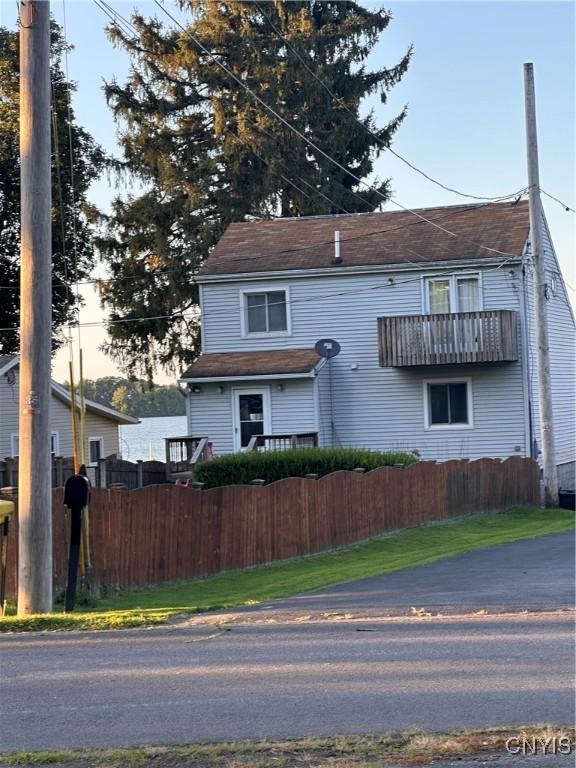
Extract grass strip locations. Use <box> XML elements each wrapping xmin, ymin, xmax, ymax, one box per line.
<box><xmin>1</xmin><ymin>506</ymin><xmax>573</xmax><ymax>633</ymax></box>
<box><xmin>0</xmin><ymin>725</ymin><xmax>574</xmax><ymax>767</ymax></box>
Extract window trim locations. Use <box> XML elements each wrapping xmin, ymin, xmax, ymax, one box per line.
<box><xmin>422</xmin><ymin>272</ymin><xmax>483</xmax><ymax>314</ymax></box>
<box><xmin>88</xmin><ymin>436</ymin><xmax>104</xmax><ymax>467</ymax></box>
<box><xmin>240</xmin><ymin>285</ymin><xmax>292</xmax><ymax>338</ymax></box>
<box><xmin>423</xmin><ymin>377</ymin><xmax>474</xmax><ymax>430</ymax></box>
<box><xmin>11</xmin><ymin>431</ymin><xmax>60</xmax><ymax>457</ymax></box>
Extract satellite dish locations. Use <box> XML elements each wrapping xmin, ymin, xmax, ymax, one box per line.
<box><xmin>315</xmin><ymin>338</ymin><xmax>341</xmax><ymax>359</ymax></box>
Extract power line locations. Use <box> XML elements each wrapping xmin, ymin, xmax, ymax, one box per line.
<box><xmin>0</xmin><ymin>198</ymin><xmax>528</xmax><ymax>293</ymax></box>
<box><xmin>539</xmin><ymin>188</ymin><xmax>575</xmax><ymax>214</ymax></box>
<box><xmin>152</xmin><ymin>0</ymin><xmax>527</xmax><ymax>261</ymax></box>
<box><xmin>253</xmin><ymin>0</ymin><xmax>523</xmax><ymax>204</ymax></box>
<box><xmin>94</xmin><ymin>0</ymin><xmax>573</xmax><ymax>221</ymax></box>
<box><xmin>0</xmin><ymin>254</ymin><xmax>517</xmax><ymax>334</ymax></box>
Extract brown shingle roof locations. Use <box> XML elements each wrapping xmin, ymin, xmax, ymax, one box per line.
<box><xmin>181</xmin><ymin>349</ymin><xmax>322</xmax><ymax>380</ymax></box>
<box><xmin>199</xmin><ymin>201</ymin><xmax>530</xmax><ymax>277</ymax></box>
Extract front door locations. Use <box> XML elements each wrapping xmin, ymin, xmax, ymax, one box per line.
<box><xmin>232</xmin><ymin>388</ymin><xmax>271</xmax><ymax>452</ymax></box>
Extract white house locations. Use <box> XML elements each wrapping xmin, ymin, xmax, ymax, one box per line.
<box><xmin>0</xmin><ymin>355</ymin><xmax>138</xmax><ymax>464</ymax></box>
<box><xmin>178</xmin><ymin>201</ymin><xmax>575</xmax><ymax>476</ymax></box>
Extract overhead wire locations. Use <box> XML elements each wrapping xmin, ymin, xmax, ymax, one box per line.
<box><xmin>539</xmin><ymin>188</ymin><xmax>575</xmax><ymax>214</ymax></box>
<box><xmin>0</xmin><ymin>195</ymin><xmax>530</xmax><ymax>293</ymax></box>
<box><xmin>152</xmin><ymin>0</ymin><xmax>529</xmax><ymax>261</ymax></box>
<box><xmin>253</xmin><ymin>0</ymin><xmax>521</xmax><ymax>204</ymax></box>
<box><xmin>0</xmin><ymin>254</ymin><xmax>520</xmax><ymax>334</ymax></box>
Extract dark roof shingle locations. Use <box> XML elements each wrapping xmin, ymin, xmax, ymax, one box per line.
<box><xmin>199</xmin><ymin>201</ymin><xmax>530</xmax><ymax>277</ymax></box>
<box><xmin>182</xmin><ymin>349</ymin><xmax>321</xmax><ymax>380</ymax></box>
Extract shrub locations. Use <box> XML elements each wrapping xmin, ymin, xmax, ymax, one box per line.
<box><xmin>195</xmin><ymin>447</ymin><xmax>418</xmax><ymax>489</ymax></box>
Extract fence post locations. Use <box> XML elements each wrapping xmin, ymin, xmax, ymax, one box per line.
<box><xmin>137</xmin><ymin>460</ymin><xmax>144</xmax><ymax>488</ymax></box>
<box><xmin>97</xmin><ymin>458</ymin><xmax>107</xmax><ymax>488</ymax></box>
<box><xmin>55</xmin><ymin>457</ymin><xmax>64</xmax><ymax>487</ymax></box>
<box><xmin>5</xmin><ymin>458</ymin><xmax>14</xmax><ymax>487</ymax></box>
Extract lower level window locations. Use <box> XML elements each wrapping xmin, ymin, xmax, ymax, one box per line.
<box><xmin>11</xmin><ymin>432</ymin><xmax>59</xmax><ymax>456</ymax></box>
<box><xmin>89</xmin><ymin>437</ymin><xmax>103</xmax><ymax>465</ymax></box>
<box><xmin>426</xmin><ymin>381</ymin><xmax>470</xmax><ymax>427</ymax></box>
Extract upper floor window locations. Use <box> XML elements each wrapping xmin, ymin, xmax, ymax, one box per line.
<box><xmin>244</xmin><ymin>290</ymin><xmax>288</xmax><ymax>335</ymax></box>
<box><xmin>425</xmin><ymin>274</ymin><xmax>481</xmax><ymax>314</ymax></box>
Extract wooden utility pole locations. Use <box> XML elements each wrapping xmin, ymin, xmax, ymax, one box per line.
<box><xmin>523</xmin><ymin>62</ymin><xmax>558</xmax><ymax>508</ymax></box>
<box><xmin>18</xmin><ymin>0</ymin><xmax>53</xmax><ymax>614</ymax></box>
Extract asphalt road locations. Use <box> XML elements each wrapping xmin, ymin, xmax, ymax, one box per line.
<box><xmin>0</xmin><ymin>614</ymin><xmax>574</xmax><ymax>752</ymax></box>
<box><xmin>0</xmin><ymin>532</ymin><xmax>574</xmax><ymax>753</ymax></box>
<box><xmin>213</xmin><ymin>531</ymin><xmax>575</xmax><ymax>621</ymax></box>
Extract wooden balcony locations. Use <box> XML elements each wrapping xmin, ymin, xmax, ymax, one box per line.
<box><xmin>246</xmin><ymin>432</ymin><xmax>319</xmax><ymax>452</ymax></box>
<box><xmin>378</xmin><ymin>310</ymin><xmax>518</xmax><ymax>367</ymax></box>
<box><xmin>164</xmin><ymin>436</ymin><xmax>211</xmax><ymax>479</ymax></box>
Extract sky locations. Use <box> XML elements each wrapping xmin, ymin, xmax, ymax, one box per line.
<box><xmin>1</xmin><ymin>0</ymin><xmax>574</xmax><ymax>385</ymax></box>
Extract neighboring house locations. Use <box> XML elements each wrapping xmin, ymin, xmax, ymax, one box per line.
<box><xmin>179</xmin><ymin>201</ymin><xmax>575</xmax><ymax>474</ymax></box>
<box><xmin>0</xmin><ymin>355</ymin><xmax>138</xmax><ymax>464</ymax></box>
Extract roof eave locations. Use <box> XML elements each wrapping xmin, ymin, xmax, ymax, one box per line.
<box><xmin>196</xmin><ymin>253</ymin><xmax>525</xmax><ymax>284</ymax></box>
<box><xmin>179</xmin><ymin>369</ymin><xmax>321</xmax><ymax>385</ymax></box>
<box><xmin>50</xmin><ymin>381</ymin><xmax>140</xmax><ymax>425</ymax></box>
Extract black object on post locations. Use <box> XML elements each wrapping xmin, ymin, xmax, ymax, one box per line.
<box><xmin>64</xmin><ymin>473</ymin><xmax>90</xmax><ymax>612</ymax></box>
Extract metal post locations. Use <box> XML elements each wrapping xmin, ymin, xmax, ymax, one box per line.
<box><xmin>523</xmin><ymin>62</ymin><xmax>558</xmax><ymax>507</ymax></box>
<box><xmin>18</xmin><ymin>0</ymin><xmax>53</xmax><ymax>614</ymax></box>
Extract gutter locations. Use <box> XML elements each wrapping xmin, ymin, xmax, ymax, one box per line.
<box><xmin>195</xmin><ymin>257</ymin><xmax>522</xmax><ymax>285</ymax></box>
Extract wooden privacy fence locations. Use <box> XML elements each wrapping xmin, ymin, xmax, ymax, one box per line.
<box><xmin>2</xmin><ymin>457</ymin><xmax>539</xmax><ymax>601</ymax></box>
<box><xmin>0</xmin><ymin>456</ymin><xmax>169</xmax><ymax>490</ymax></box>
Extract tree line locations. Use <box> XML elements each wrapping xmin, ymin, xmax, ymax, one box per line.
<box><xmin>81</xmin><ymin>377</ymin><xmax>185</xmax><ymax>418</ymax></box>
<box><xmin>0</xmin><ymin>2</ymin><xmax>411</xmax><ymax>377</ymax></box>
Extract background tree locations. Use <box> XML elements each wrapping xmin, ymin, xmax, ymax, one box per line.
<box><xmin>99</xmin><ymin>0</ymin><xmax>411</xmax><ymax>376</ymax></box>
<box><xmin>80</xmin><ymin>377</ymin><xmax>186</xmax><ymax>417</ymax></box>
<box><xmin>0</xmin><ymin>22</ymin><xmax>105</xmax><ymax>355</ymax></box>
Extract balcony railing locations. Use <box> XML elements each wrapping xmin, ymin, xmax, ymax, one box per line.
<box><xmin>378</xmin><ymin>310</ymin><xmax>518</xmax><ymax>367</ymax></box>
<box><xmin>246</xmin><ymin>432</ymin><xmax>319</xmax><ymax>452</ymax></box>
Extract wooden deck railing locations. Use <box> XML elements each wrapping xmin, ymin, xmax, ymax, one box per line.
<box><xmin>378</xmin><ymin>310</ymin><xmax>518</xmax><ymax>367</ymax></box>
<box><xmin>246</xmin><ymin>432</ymin><xmax>319</xmax><ymax>452</ymax></box>
<box><xmin>164</xmin><ymin>436</ymin><xmax>211</xmax><ymax>479</ymax></box>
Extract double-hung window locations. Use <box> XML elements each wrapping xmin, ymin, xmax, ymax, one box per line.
<box><xmin>11</xmin><ymin>432</ymin><xmax>60</xmax><ymax>457</ymax></box>
<box><xmin>425</xmin><ymin>274</ymin><xmax>481</xmax><ymax>314</ymax></box>
<box><xmin>244</xmin><ymin>290</ymin><xmax>288</xmax><ymax>335</ymax></box>
<box><xmin>424</xmin><ymin>379</ymin><xmax>473</xmax><ymax>429</ymax></box>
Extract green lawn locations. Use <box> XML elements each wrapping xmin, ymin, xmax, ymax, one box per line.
<box><xmin>1</xmin><ymin>506</ymin><xmax>573</xmax><ymax>633</ymax></box>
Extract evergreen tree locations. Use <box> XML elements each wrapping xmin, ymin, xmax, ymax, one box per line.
<box><xmin>0</xmin><ymin>23</ymin><xmax>105</xmax><ymax>354</ymax></box>
<box><xmin>99</xmin><ymin>1</ymin><xmax>411</xmax><ymax>376</ymax></box>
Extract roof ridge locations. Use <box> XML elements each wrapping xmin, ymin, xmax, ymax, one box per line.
<box><xmin>226</xmin><ymin>200</ymin><xmax>526</xmax><ymax>227</ymax></box>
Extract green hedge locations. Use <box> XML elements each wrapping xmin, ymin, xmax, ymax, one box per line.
<box><xmin>194</xmin><ymin>447</ymin><xmax>418</xmax><ymax>489</ymax></box>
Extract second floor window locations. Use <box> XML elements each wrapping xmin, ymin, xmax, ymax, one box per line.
<box><xmin>426</xmin><ymin>275</ymin><xmax>480</xmax><ymax>314</ymax></box>
<box><xmin>245</xmin><ymin>291</ymin><xmax>288</xmax><ymax>334</ymax></box>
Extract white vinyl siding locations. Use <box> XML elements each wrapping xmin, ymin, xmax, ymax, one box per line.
<box><xmin>187</xmin><ymin>379</ymin><xmax>317</xmax><ymax>456</ymax></box>
<box><xmin>524</xmin><ymin>218</ymin><xmax>576</xmax><ymax>467</ymax></box>
<box><xmin>0</xmin><ymin>366</ymin><xmax>122</xmax><ymax>461</ymax></box>
<box><xmin>199</xmin><ymin>263</ymin><xmax>528</xmax><ymax>460</ymax></box>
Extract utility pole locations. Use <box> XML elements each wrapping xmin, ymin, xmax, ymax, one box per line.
<box><xmin>523</xmin><ymin>62</ymin><xmax>558</xmax><ymax>508</ymax></box>
<box><xmin>18</xmin><ymin>0</ymin><xmax>53</xmax><ymax>614</ymax></box>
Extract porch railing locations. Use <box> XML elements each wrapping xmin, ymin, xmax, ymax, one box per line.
<box><xmin>164</xmin><ymin>436</ymin><xmax>211</xmax><ymax>479</ymax></box>
<box><xmin>246</xmin><ymin>432</ymin><xmax>319</xmax><ymax>452</ymax></box>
